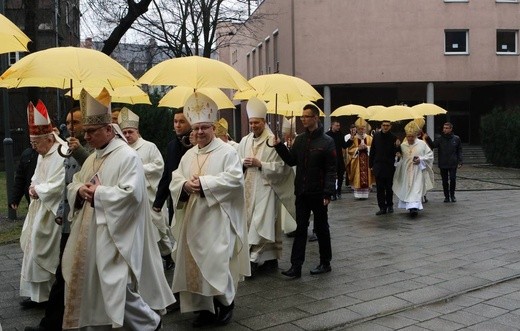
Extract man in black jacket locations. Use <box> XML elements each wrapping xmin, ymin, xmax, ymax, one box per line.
<box><xmin>273</xmin><ymin>104</ymin><xmax>336</xmax><ymax>278</ymax></box>
<box><xmin>153</xmin><ymin>109</ymin><xmax>192</xmax><ymax>269</ymax></box>
<box><xmin>424</xmin><ymin>122</ymin><xmax>463</xmax><ymax>202</ymax></box>
<box><xmin>9</xmin><ymin>147</ymin><xmax>38</xmax><ymax>210</ymax></box>
<box><xmin>326</xmin><ymin>120</ymin><xmax>352</xmax><ymax>200</ymax></box>
<box><xmin>369</xmin><ymin>121</ymin><xmax>400</xmax><ymax>215</ymax></box>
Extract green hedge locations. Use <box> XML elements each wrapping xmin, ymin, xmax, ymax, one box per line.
<box><xmin>481</xmin><ymin>108</ymin><xmax>520</xmax><ymax>168</ymax></box>
<box><xmin>115</xmin><ymin>91</ymin><xmax>175</xmax><ymax>159</ymax></box>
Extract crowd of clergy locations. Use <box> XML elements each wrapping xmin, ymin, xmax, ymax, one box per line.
<box><xmin>16</xmin><ymin>86</ymin><xmax>439</xmax><ymax>330</ymax></box>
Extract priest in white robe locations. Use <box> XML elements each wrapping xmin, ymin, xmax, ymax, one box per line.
<box><xmin>61</xmin><ymin>89</ymin><xmax>174</xmax><ymax>330</ymax></box>
<box><xmin>238</xmin><ymin>97</ymin><xmax>295</xmax><ymax>272</ymax></box>
<box><xmin>393</xmin><ymin>120</ymin><xmax>434</xmax><ymax>217</ymax></box>
<box><xmin>19</xmin><ymin>100</ymin><xmax>65</xmax><ymax>305</ymax></box>
<box><xmin>170</xmin><ymin>92</ymin><xmax>249</xmax><ymax>328</ymax></box>
<box><xmin>118</xmin><ymin>107</ymin><xmax>174</xmax><ymax>266</ymax></box>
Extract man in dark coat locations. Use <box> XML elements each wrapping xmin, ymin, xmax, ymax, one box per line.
<box><xmin>326</xmin><ymin>120</ymin><xmax>352</xmax><ymax>200</ymax></box>
<box><xmin>369</xmin><ymin>121</ymin><xmax>400</xmax><ymax>215</ymax></box>
<box><xmin>9</xmin><ymin>147</ymin><xmax>38</xmax><ymax>210</ymax></box>
<box><xmin>153</xmin><ymin>109</ymin><xmax>192</xmax><ymax>270</ymax></box>
<box><xmin>273</xmin><ymin>104</ymin><xmax>336</xmax><ymax>278</ymax></box>
<box><xmin>424</xmin><ymin>122</ymin><xmax>463</xmax><ymax>202</ymax></box>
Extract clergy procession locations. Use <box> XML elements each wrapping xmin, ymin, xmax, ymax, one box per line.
<box><xmin>1</xmin><ymin>43</ymin><xmax>457</xmax><ymax>330</ymax></box>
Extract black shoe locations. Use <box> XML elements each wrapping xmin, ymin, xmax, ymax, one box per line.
<box><xmin>162</xmin><ymin>255</ymin><xmax>175</xmax><ymax>271</ymax></box>
<box><xmin>216</xmin><ymin>301</ymin><xmax>234</xmax><ymax>325</ymax></box>
<box><xmin>250</xmin><ymin>261</ymin><xmax>258</xmax><ymax>274</ymax></box>
<box><xmin>337</xmin><ymin>193</ymin><xmax>342</xmax><ymax>199</ymax></box>
<box><xmin>330</xmin><ymin>195</ymin><xmax>337</xmax><ymax>201</ymax></box>
<box><xmin>192</xmin><ymin>310</ymin><xmax>217</xmax><ymax>328</ymax></box>
<box><xmin>24</xmin><ymin>326</ymin><xmax>46</xmax><ymax>331</ymax></box>
<box><xmin>262</xmin><ymin>259</ymin><xmax>278</xmax><ymax>270</ymax></box>
<box><xmin>286</xmin><ymin>230</ymin><xmax>296</xmax><ymax>238</ymax></box>
<box><xmin>387</xmin><ymin>207</ymin><xmax>394</xmax><ymax>213</ymax></box>
<box><xmin>281</xmin><ymin>266</ymin><xmax>301</xmax><ymax>278</ymax></box>
<box><xmin>20</xmin><ymin>298</ymin><xmax>45</xmax><ymax>309</ymax></box>
<box><xmin>308</xmin><ymin>233</ymin><xmax>318</xmax><ymax>242</ymax></box>
<box><xmin>423</xmin><ymin>195</ymin><xmax>428</xmax><ymax>203</ymax></box>
<box><xmin>376</xmin><ymin>209</ymin><xmax>387</xmax><ymax>216</ymax></box>
<box><xmin>444</xmin><ymin>197</ymin><xmax>450</xmax><ymax>203</ymax></box>
<box><xmin>451</xmin><ymin>196</ymin><xmax>457</xmax><ymax>202</ymax></box>
<box><xmin>310</xmin><ymin>264</ymin><xmax>332</xmax><ymax>275</ymax></box>
<box><xmin>409</xmin><ymin>208</ymin><xmax>418</xmax><ymax>217</ymax></box>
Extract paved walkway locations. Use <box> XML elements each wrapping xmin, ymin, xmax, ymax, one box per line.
<box><xmin>1</xmin><ymin>165</ymin><xmax>520</xmax><ymax>330</ymax></box>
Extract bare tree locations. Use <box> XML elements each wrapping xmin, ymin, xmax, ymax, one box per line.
<box><xmin>82</xmin><ymin>0</ymin><xmax>269</xmax><ymax>58</ymax></box>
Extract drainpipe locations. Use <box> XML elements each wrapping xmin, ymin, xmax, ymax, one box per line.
<box><xmin>323</xmin><ymin>86</ymin><xmax>331</xmax><ymax>130</ymax></box>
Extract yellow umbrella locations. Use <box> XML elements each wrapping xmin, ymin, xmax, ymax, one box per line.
<box><xmin>0</xmin><ymin>46</ymin><xmax>139</xmax><ymax>89</ymax></box>
<box><xmin>266</xmin><ymin>100</ymin><xmax>325</xmax><ymax>117</ymax></box>
<box><xmin>0</xmin><ymin>13</ymin><xmax>31</xmax><ymax>54</ymax></box>
<box><xmin>158</xmin><ymin>86</ymin><xmax>235</xmax><ymax>109</ymax></box>
<box><xmin>411</xmin><ymin>103</ymin><xmax>447</xmax><ymax>116</ymax></box>
<box><xmin>138</xmin><ymin>55</ymin><xmax>251</xmax><ymax>91</ymax></box>
<box><xmin>234</xmin><ymin>73</ymin><xmax>322</xmax><ymax>103</ymax></box>
<box><xmin>368</xmin><ymin>105</ymin><xmax>421</xmax><ymax>122</ymax></box>
<box><xmin>330</xmin><ymin>104</ymin><xmax>372</xmax><ymax>118</ymax></box>
<box><xmin>67</xmin><ymin>86</ymin><xmax>151</xmax><ymax>105</ymax></box>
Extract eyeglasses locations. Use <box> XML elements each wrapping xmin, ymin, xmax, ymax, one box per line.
<box><xmin>192</xmin><ymin>125</ymin><xmax>213</xmax><ymax>132</ymax></box>
<box><xmin>84</xmin><ymin>125</ymin><xmax>107</xmax><ymax>135</ymax></box>
<box><xmin>29</xmin><ymin>140</ymin><xmax>41</xmax><ymax>146</ymax></box>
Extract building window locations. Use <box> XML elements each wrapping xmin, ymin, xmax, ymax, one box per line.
<box><xmin>232</xmin><ymin>49</ymin><xmax>238</xmax><ymax>64</ymax></box>
<box><xmin>445</xmin><ymin>30</ymin><xmax>469</xmax><ymax>54</ymax></box>
<box><xmin>9</xmin><ymin>52</ymin><xmax>24</xmax><ymax>66</ymax></box>
<box><xmin>246</xmin><ymin>53</ymin><xmax>251</xmax><ymax>79</ymax></box>
<box><xmin>497</xmin><ymin>30</ymin><xmax>517</xmax><ymax>54</ymax></box>
<box><xmin>496</xmin><ymin>0</ymin><xmax>518</xmax><ymax>3</ymax></box>
<box><xmin>252</xmin><ymin>49</ymin><xmax>257</xmax><ymax>77</ymax></box>
<box><xmin>444</xmin><ymin>0</ymin><xmax>469</xmax><ymax>2</ymax></box>
<box><xmin>265</xmin><ymin>37</ymin><xmax>270</xmax><ymax>74</ymax></box>
<box><xmin>257</xmin><ymin>43</ymin><xmax>263</xmax><ymax>75</ymax></box>
<box><xmin>273</xmin><ymin>30</ymin><xmax>279</xmax><ymax>73</ymax></box>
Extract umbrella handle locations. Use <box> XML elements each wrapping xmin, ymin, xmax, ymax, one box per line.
<box><xmin>57</xmin><ymin>144</ymin><xmax>73</xmax><ymax>158</ymax></box>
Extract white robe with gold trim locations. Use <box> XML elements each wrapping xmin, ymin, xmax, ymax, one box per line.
<box><xmin>238</xmin><ymin>130</ymin><xmax>295</xmax><ymax>263</ymax></box>
<box><xmin>170</xmin><ymin>138</ymin><xmax>249</xmax><ymax>314</ymax></box>
<box><xmin>20</xmin><ymin>143</ymin><xmax>64</xmax><ymax>302</ymax></box>
<box><xmin>393</xmin><ymin>138</ymin><xmax>434</xmax><ymax>210</ymax></box>
<box><xmin>62</xmin><ymin>138</ymin><xmax>175</xmax><ymax>329</ymax></box>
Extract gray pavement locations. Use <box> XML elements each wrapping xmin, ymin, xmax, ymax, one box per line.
<box><xmin>1</xmin><ymin>164</ymin><xmax>520</xmax><ymax>330</ymax></box>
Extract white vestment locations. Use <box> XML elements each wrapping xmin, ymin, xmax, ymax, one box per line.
<box><xmin>20</xmin><ymin>143</ymin><xmax>64</xmax><ymax>302</ymax></box>
<box><xmin>393</xmin><ymin>138</ymin><xmax>434</xmax><ymax>210</ymax></box>
<box><xmin>238</xmin><ymin>130</ymin><xmax>295</xmax><ymax>264</ymax></box>
<box><xmin>62</xmin><ymin>138</ymin><xmax>175</xmax><ymax>329</ymax></box>
<box><xmin>131</xmin><ymin>137</ymin><xmax>172</xmax><ymax>255</ymax></box>
<box><xmin>170</xmin><ymin>138</ymin><xmax>249</xmax><ymax>314</ymax></box>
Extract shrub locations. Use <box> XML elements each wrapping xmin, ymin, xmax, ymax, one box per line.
<box><xmin>481</xmin><ymin>107</ymin><xmax>520</xmax><ymax>168</ymax></box>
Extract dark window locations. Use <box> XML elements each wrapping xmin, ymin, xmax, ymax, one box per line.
<box><xmin>497</xmin><ymin>30</ymin><xmax>517</xmax><ymax>53</ymax></box>
<box><xmin>445</xmin><ymin>30</ymin><xmax>468</xmax><ymax>54</ymax></box>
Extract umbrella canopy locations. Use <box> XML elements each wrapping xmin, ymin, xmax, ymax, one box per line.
<box><xmin>158</xmin><ymin>86</ymin><xmax>235</xmax><ymax>110</ymax></box>
<box><xmin>411</xmin><ymin>103</ymin><xmax>447</xmax><ymax>116</ymax></box>
<box><xmin>67</xmin><ymin>86</ymin><xmax>151</xmax><ymax>105</ymax></box>
<box><xmin>0</xmin><ymin>46</ymin><xmax>139</xmax><ymax>89</ymax></box>
<box><xmin>138</xmin><ymin>55</ymin><xmax>251</xmax><ymax>91</ymax></box>
<box><xmin>330</xmin><ymin>104</ymin><xmax>372</xmax><ymax>118</ymax></box>
<box><xmin>234</xmin><ymin>73</ymin><xmax>322</xmax><ymax>103</ymax></box>
<box><xmin>368</xmin><ymin>105</ymin><xmax>421</xmax><ymax>122</ymax></box>
<box><xmin>0</xmin><ymin>13</ymin><xmax>31</xmax><ymax>54</ymax></box>
<box><xmin>266</xmin><ymin>100</ymin><xmax>325</xmax><ymax>117</ymax></box>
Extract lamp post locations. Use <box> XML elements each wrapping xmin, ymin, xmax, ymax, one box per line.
<box><xmin>1</xmin><ymin>0</ymin><xmax>18</xmax><ymax>220</ymax></box>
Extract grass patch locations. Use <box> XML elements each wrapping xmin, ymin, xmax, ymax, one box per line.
<box><xmin>0</xmin><ymin>171</ymin><xmax>28</xmax><ymax>245</ymax></box>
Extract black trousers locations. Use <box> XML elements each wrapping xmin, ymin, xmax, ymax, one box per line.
<box><xmin>336</xmin><ymin>168</ymin><xmax>345</xmax><ymax>195</ymax></box>
<box><xmin>375</xmin><ymin>175</ymin><xmax>394</xmax><ymax>210</ymax></box>
<box><xmin>39</xmin><ymin>233</ymin><xmax>69</xmax><ymax>330</ymax></box>
<box><xmin>291</xmin><ymin>194</ymin><xmax>332</xmax><ymax>268</ymax></box>
<box><xmin>440</xmin><ymin>167</ymin><xmax>457</xmax><ymax>198</ymax></box>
